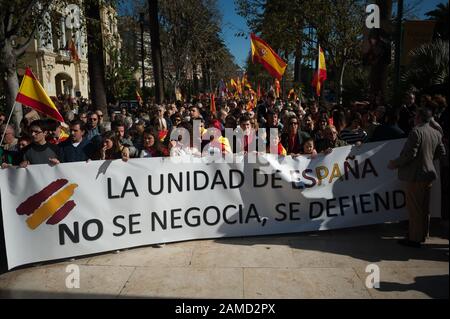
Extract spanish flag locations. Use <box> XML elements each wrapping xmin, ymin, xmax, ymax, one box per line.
<box><xmin>312</xmin><ymin>46</ymin><xmax>327</xmax><ymax>97</ymax></box>
<box><xmin>136</xmin><ymin>90</ymin><xmax>143</xmax><ymax>106</ymax></box>
<box><xmin>67</xmin><ymin>39</ymin><xmax>80</xmax><ymax>62</ymax></box>
<box><xmin>16</xmin><ymin>68</ymin><xmax>64</xmax><ymax>123</ymax></box>
<box><xmin>237</xmin><ymin>77</ymin><xmax>242</xmax><ymax>95</ymax></box>
<box><xmin>58</xmin><ymin>124</ymin><xmax>70</xmax><ymax>143</ymax></box>
<box><xmin>250</xmin><ymin>33</ymin><xmax>287</xmax><ymax>80</ymax></box>
<box><xmin>210</xmin><ymin>93</ymin><xmax>216</xmax><ymax>114</ymax></box>
<box><xmin>230</xmin><ymin>78</ymin><xmax>238</xmax><ymax>91</ymax></box>
<box><xmin>288</xmin><ymin>88</ymin><xmax>297</xmax><ymax>100</ymax></box>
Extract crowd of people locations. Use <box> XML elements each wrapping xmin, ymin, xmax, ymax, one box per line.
<box><xmin>0</xmin><ymin>90</ymin><xmax>448</xmax><ymax>168</ymax></box>
<box><xmin>0</xmin><ymin>88</ymin><xmax>448</xmax><ymax>249</ymax></box>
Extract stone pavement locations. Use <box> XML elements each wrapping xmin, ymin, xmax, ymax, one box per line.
<box><xmin>0</xmin><ymin>220</ymin><xmax>448</xmax><ymax>299</ymax></box>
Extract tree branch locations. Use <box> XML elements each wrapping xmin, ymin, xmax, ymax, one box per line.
<box><xmin>6</xmin><ymin>0</ymin><xmax>38</xmax><ymax>36</ymax></box>
<box><xmin>13</xmin><ymin>0</ymin><xmax>50</xmax><ymax>57</ymax></box>
<box><xmin>13</xmin><ymin>28</ymin><xmax>36</xmax><ymax>57</ymax></box>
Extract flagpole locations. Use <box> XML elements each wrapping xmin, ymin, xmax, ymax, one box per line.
<box><xmin>316</xmin><ymin>44</ymin><xmax>321</xmax><ymax>99</ymax></box>
<box><xmin>0</xmin><ymin>101</ymin><xmax>19</xmax><ymax>147</ymax></box>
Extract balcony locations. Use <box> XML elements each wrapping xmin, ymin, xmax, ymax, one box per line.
<box><xmin>55</xmin><ymin>50</ymin><xmax>72</xmax><ymax>64</ymax></box>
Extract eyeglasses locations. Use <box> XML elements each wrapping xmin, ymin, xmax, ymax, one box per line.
<box><xmin>31</xmin><ymin>130</ymin><xmax>43</xmax><ymax>134</ymax></box>
<box><xmin>289</xmin><ymin>122</ymin><xmax>299</xmax><ymax>126</ymax></box>
<box><xmin>89</xmin><ymin>118</ymin><xmax>98</xmax><ymax>121</ymax></box>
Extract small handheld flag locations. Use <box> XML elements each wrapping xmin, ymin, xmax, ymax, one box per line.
<box><xmin>16</xmin><ymin>68</ymin><xmax>64</xmax><ymax>123</ymax></box>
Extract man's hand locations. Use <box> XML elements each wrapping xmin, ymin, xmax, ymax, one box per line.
<box><xmin>19</xmin><ymin>161</ymin><xmax>29</xmax><ymax>168</ymax></box>
<box><xmin>1</xmin><ymin>163</ymin><xmax>12</xmax><ymax>169</ymax></box>
<box><xmin>121</xmin><ymin>148</ymin><xmax>130</xmax><ymax>162</ymax></box>
<box><xmin>48</xmin><ymin>158</ymin><xmax>60</xmax><ymax>166</ymax></box>
<box><xmin>324</xmin><ymin>148</ymin><xmax>333</xmax><ymax>155</ymax></box>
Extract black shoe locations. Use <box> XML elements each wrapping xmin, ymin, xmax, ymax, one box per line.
<box><xmin>398</xmin><ymin>239</ymin><xmax>421</xmax><ymax>248</ymax></box>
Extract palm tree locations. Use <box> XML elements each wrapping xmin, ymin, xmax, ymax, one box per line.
<box><xmin>426</xmin><ymin>3</ymin><xmax>449</xmax><ymax>40</ymax></box>
<box><xmin>401</xmin><ymin>40</ymin><xmax>449</xmax><ymax>92</ymax></box>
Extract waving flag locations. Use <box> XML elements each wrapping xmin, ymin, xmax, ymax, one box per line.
<box><xmin>230</xmin><ymin>79</ymin><xmax>238</xmax><ymax>91</ymax></box>
<box><xmin>67</xmin><ymin>39</ymin><xmax>80</xmax><ymax>62</ymax></box>
<box><xmin>16</xmin><ymin>68</ymin><xmax>64</xmax><ymax>123</ymax></box>
<box><xmin>312</xmin><ymin>46</ymin><xmax>327</xmax><ymax>97</ymax></box>
<box><xmin>136</xmin><ymin>90</ymin><xmax>143</xmax><ymax>106</ymax></box>
<box><xmin>250</xmin><ymin>33</ymin><xmax>287</xmax><ymax>80</ymax></box>
<box><xmin>210</xmin><ymin>93</ymin><xmax>216</xmax><ymax>114</ymax></box>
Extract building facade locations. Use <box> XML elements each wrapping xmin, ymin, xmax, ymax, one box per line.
<box><xmin>18</xmin><ymin>2</ymin><xmax>120</xmax><ymax>100</ymax></box>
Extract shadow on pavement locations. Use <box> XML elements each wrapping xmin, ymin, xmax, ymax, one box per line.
<box><xmin>376</xmin><ymin>274</ymin><xmax>449</xmax><ymax>299</ymax></box>
<box><xmin>213</xmin><ymin>220</ymin><xmax>449</xmax><ymax>265</ymax></box>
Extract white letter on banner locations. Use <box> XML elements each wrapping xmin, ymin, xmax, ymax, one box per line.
<box><xmin>65</xmin><ymin>264</ymin><xmax>80</xmax><ymax>289</ymax></box>
<box><xmin>366</xmin><ymin>4</ymin><xmax>380</xmax><ymax>29</ymax></box>
<box><xmin>365</xmin><ymin>264</ymin><xmax>380</xmax><ymax>289</ymax></box>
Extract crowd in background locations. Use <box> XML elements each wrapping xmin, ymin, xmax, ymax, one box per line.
<box><xmin>0</xmin><ymin>90</ymin><xmax>448</xmax><ymax>167</ymax></box>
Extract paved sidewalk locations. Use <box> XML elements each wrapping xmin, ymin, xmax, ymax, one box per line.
<box><xmin>0</xmin><ymin>221</ymin><xmax>448</xmax><ymax>299</ymax></box>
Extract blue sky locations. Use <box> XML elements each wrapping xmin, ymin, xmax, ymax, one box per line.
<box><xmin>218</xmin><ymin>0</ymin><xmax>447</xmax><ymax>68</ymax></box>
<box><xmin>218</xmin><ymin>0</ymin><xmax>251</xmax><ymax>69</ymax></box>
<box><xmin>118</xmin><ymin>0</ymin><xmax>447</xmax><ymax>68</ymax></box>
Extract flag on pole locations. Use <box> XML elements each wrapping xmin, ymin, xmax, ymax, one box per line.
<box><xmin>237</xmin><ymin>78</ymin><xmax>242</xmax><ymax>95</ymax></box>
<box><xmin>67</xmin><ymin>39</ymin><xmax>80</xmax><ymax>62</ymax></box>
<box><xmin>58</xmin><ymin>125</ymin><xmax>70</xmax><ymax>143</ymax></box>
<box><xmin>311</xmin><ymin>46</ymin><xmax>327</xmax><ymax>97</ymax></box>
<box><xmin>242</xmin><ymin>74</ymin><xmax>252</xmax><ymax>90</ymax></box>
<box><xmin>230</xmin><ymin>79</ymin><xmax>238</xmax><ymax>91</ymax></box>
<box><xmin>250</xmin><ymin>33</ymin><xmax>287</xmax><ymax>80</ymax></box>
<box><xmin>210</xmin><ymin>93</ymin><xmax>216</xmax><ymax>115</ymax></box>
<box><xmin>16</xmin><ymin>68</ymin><xmax>64</xmax><ymax>123</ymax></box>
<box><xmin>136</xmin><ymin>90</ymin><xmax>143</xmax><ymax>106</ymax></box>
<box><xmin>288</xmin><ymin>88</ymin><xmax>298</xmax><ymax>100</ymax></box>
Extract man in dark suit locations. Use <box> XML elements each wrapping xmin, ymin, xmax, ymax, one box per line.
<box><xmin>388</xmin><ymin>108</ymin><xmax>446</xmax><ymax>247</ymax></box>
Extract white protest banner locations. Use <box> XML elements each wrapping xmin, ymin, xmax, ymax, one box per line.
<box><xmin>0</xmin><ymin>139</ymin><xmax>441</xmax><ymax>270</ymax></box>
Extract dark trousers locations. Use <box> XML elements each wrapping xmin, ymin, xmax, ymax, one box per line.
<box><xmin>405</xmin><ymin>181</ymin><xmax>433</xmax><ymax>243</ymax></box>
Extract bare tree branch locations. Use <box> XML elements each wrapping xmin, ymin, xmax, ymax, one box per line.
<box><xmin>12</xmin><ymin>1</ymin><xmax>49</xmax><ymax>57</ymax></box>
<box><xmin>6</xmin><ymin>0</ymin><xmax>39</xmax><ymax>36</ymax></box>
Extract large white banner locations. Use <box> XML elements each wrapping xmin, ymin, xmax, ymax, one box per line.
<box><xmin>0</xmin><ymin>139</ymin><xmax>441</xmax><ymax>270</ymax></box>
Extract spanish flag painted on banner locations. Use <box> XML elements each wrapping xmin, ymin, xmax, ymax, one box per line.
<box><xmin>312</xmin><ymin>46</ymin><xmax>327</xmax><ymax>97</ymax></box>
<box><xmin>16</xmin><ymin>68</ymin><xmax>64</xmax><ymax>123</ymax></box>
<box><xmin>250</xmin><ymin>33</ymin><xmax>287</xmax><ymax>80</ymax></box>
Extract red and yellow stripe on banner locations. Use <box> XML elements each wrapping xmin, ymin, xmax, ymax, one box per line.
<box><xmin>16</xmin><ymin>68</ymin><xmax>64</xmax><ymax>123</ymax></box>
